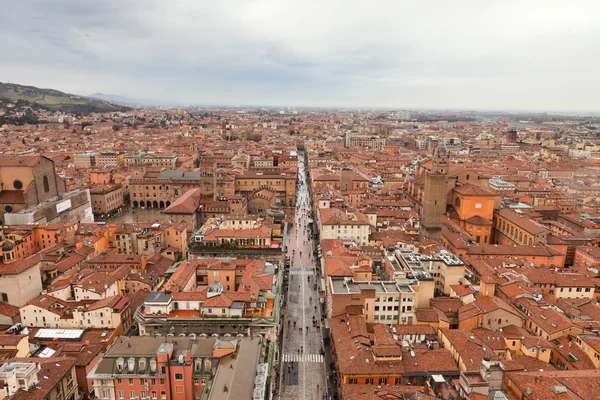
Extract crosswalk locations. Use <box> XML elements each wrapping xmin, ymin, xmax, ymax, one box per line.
<box><xmin>288</xmin><ymin>269</ymin><xmax>315</xmax><ymax>275</ymax></box>
<box><xmin>282</xmin><ymin>353</ymin><xmax>324</xmax><ymax>363</ymax></box>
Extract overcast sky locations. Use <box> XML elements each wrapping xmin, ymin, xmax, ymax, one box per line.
<box><xmin>1</xmin><ymin>0</ymin><xmax>598</xmax><ymax>110</ymax></box>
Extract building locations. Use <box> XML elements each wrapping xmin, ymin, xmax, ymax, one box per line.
<box><xmin>344</xmin><ymin>131</ymin><xmax>386</xmax><ymax>150</ymax></box>
<box><xmin>192</xmin><ymin>215</ymin><xmax>281</xmax><ymax>250</ymax></box>
<box><xmin>124</xmin><ymin>152</ymin><xmax>178</xmax><ymax>168</ymax></box>
<box><xmin>90</xmin><ymin>184</ymin><xmax>124</xmax><ymax>216</ymax></box>
<box><xmin>450</xmin><ymin>184</ymin><xmax>497</xmax><ymax>244</ymax></box>
<box><xmin>4</xmin><ymin>189</ymin><xmax>94</xmax><ymax>225</ymax></box>
<box><xmin>330</xmin><ymin>312</ymin><xmax>458</xmax><ymax>395</ymax></box>
<box><xmin>134</xmin><ymin>259</ymin><xmax>278</xmax><ymax>339</ymax></box>
<box><xmin>394</xmin><ymin>250</ymin><xmax>466</xmax><ymax>296</ymax></box>
<box><xmin>20</xmin><ymin>294</ymin><xmax>131</xmax><ymax>332</ymax></box>
<box><xmin>73</xmin><ymin>152</ymin><xmax>97</xmax><ymax>168</ymax></box>
<box><xmin>88</xmin><ymin>336</ymin><xmax>262</xmax><ymax>400</ymax></box>
<box><xmin>0</xmin><ymin>155</ymin><xmax>67</xmax><ymax>220</ymax></box>
<box><xmin>420</xmin><ymin>143</ymin><xmax>449</xmax><ymax>242</ymax></box>
<box><xmin>162</xmin><ymin>188</ymin><xmax>201</xmax><ymax>233</ymax></box>
<box><xmin>505</xmin><ymin>369</ymin><xmax>600</xmax><ymax>399</ymax></box>
<box><xmin>129</xmin><ymin>166</ymin><xmax>200</xmax><ymax>209</ymax></box>
<box><xmin>74</xmin><ymin>151</ymin><xmax>123</xmax><ymax>168</ymax></box>
<box><xmin>0</xmin><ymin>357</ymin><xmax>78</xmax><ymax>400</ymax></box>
<box><xmin>318</xmin><ymin>207</ymin><xmax>371</xmax><ymax>246</ymax></box>
<box><xmin>340</xmin><ymin>168</ymin><xmax>353</xmax><ymax>191</ymax></box>
<box><xmin>0</xmin><ymin>251</ymin><xmax>43</xmax><ymax>307</ymax></box>
<box><xmin>328</xmin><ymin>279</ymin><xmax>418</xmax><ymax>323</ymax></box>
<box><xmin>494</xmin><ymin>208</ymin><xmax>550</xmax><ymax>246</ymax></box>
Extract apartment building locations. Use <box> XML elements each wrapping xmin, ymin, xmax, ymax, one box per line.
<box><xmin>0</xmin><ymin>252</ymin><xmax>43</xmax><ymax>307</ymax></box>
<box><xmin>124</xmin><ymin>152</ymin><xmax>177</xmax><ymax>168</ymax></box>
<box><xmin>192</xmin><ymin>215</ymin><xmax>280</xmax><ymax>249</ymax></box>
<box><xmin>494</xmin><ymin>209</ymin><xmax>550</xmax><ymax>246</ymax></box>
<box><xmin>90</xmin><ymin>184</ymin><xmax>124</xmax><ymax>215</ymax></box>
<box><xmin>20</xmin><ymin>294</ymin><xmax>131</xmax><ymax>332</ymax></box>
<box><xmin>0</xmin><ymin>357</ymin><xmax>78</xmax><ymax>400</ymax></box>
<box><xmin>110</xmin><ymin>223</ymin><xmax>187</xmax><ymax>258</ymax></box>
<box><xmin>135</xmin><ymin>259</ymin><xmax>277</xmax><ymax>338</ymax></box>
<box><xmin>234</xmin><ymin>170</ymin><xmax>297</xmax><ymax>209</ymax></box>
<box><xmin>318</xmin><ymin>207</ymin><xmax>371</xmax><ymax>246</ymax></box>
<box><xmin>88</xmin><ymin>336</ymin><xmax>262</xmax><ymax>400</ymax></box>
<box><xmin>328</xmin><ymin>278</ymin><xmax>417</xmax><ymax>324</ymax></box>
<box><xmin>394</xmin><ymin>250</ymin><xmax>466</xmax><ymax>296</ymax></box>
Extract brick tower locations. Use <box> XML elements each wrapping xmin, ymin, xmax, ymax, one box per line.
<box><xmin>420</xmin><ymin>142</ymin><xmax>449</xmax><ymax>242</ymax></box>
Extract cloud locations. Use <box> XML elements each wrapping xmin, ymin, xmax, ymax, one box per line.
<box><xmin>0</xmin><ymin>0</ymin><xmax>598</xmax><ymax>110</ymax></box>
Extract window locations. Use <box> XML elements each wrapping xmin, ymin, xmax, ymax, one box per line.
<box><xmin>395</xmin><ymin>378</ymin><xmax>401</xmax><ymax>385</ymax></box>
<box><xmin>365</xmin><ymin>378</ymin><xmax>374</xmax><ymax>384</ymax></box>
<box><xmin>43</xmin><ymin>176</ymin><xmax>50</xmax><ymax>192</ymax></box>
<box><xmin>129</xmin><ymin>379</ymin><xmax>134</xmax><ymax>385</ymax></box>
<box><xmin>118</xmin><ymin>391</ymin><xmax>124</xmax><ymax>399</ymax></box>
<box><xmin>4</xmin><ymin>205</ymin><xmax>12</xmax><ymax>213</ymax></box>
<box><xmin>379</xmin><ymin>378</ymin><xmax>387</xmax><ymax>384</ymax></box>
<box><xmin>349</xmin><ymin>378</ymin><xmax>358</xmax><ymax>384</ymax></box>
<box><xmin>1</xmin><ymin>293</ymin><xmax>8</xmax><ymax>303</ymax></box>
<box><xmin>175</xmin><ymin>373</ymin><xmax>183</xmax><ymax>380</ymax></box>
<box><xmin>194</xmin><ymin>378</ymin><xmax>199</xmax><ymax>385</ymax></box>
<box><xmin>13</xmin><ymin>180</ymin><xmax>22</xmax><ymax>190</ymax></box>
<box><xmin>130</xmin><ymin>391</ymin><xmax>135</xmax><ymax>399</ymax></box>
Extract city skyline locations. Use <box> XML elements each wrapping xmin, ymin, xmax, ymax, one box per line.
<box><xmin>1</xmin><ymin>0</ymin><xmax>599</xmax><ymax>111</ymax></box>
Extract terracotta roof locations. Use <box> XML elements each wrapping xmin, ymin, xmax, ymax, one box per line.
<box><xmin>163</xmin><ymin>188</ymin><xmax>201</xmax><ymax>214</ymax></box>
<box><xmin>0</xmin><ymin>254</ymin><xmax>41</xmax><ymax>275</ymax></box>
<box><xmin>453</xmin><ymin>183</ymin><xmax>496</xmax><ymax>196</ymax></box>
<box><xmin>0</xmin><ymin>155</ymin><xmax>42</xmax><ymax>167</ymax></box>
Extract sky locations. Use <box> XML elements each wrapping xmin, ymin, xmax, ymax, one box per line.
<box><xmin>1</xmin><ymin>0</ymin><xmax>599</xmax><ymax>111</ymax></box>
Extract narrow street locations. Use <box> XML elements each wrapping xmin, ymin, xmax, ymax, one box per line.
<box><xmin>278</xmin><ymin>154</ymin><xmax>327</xmax><ymax>400</ymax></box>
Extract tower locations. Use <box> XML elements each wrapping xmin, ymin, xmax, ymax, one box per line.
<box><xmin>340</xmin><ymin>168</ymin><xmax>353</xmax><ymax>191</ymax></box>
<box><xmin>420</xmin><ymin>142</ymin><xmax>449</xmax><ymax>242</ymax></box>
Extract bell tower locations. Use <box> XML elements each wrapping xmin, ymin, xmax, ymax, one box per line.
<box><xmin>420</xmin><ymin>142</ymin><xmax>449</xmax><ymax>242</ymax></box>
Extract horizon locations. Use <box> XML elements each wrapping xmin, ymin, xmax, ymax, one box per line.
<box><xmin>1</xmin><ymin>1</ymin><xmax>599</xmax><ymax>112</ymax></box>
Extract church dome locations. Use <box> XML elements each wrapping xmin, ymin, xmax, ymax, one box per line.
<box><xmin>1</xmin><ymin>241</ymin><xmax>14</xmax><ymax>252</ymax></box>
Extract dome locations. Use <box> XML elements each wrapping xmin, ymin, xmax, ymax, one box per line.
<box><xmin>1</xmin><ymin>241</ymin><xmax>14</xmax><ymax>252</ymax></box>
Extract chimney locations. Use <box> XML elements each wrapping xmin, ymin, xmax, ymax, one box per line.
<box><xmin>526</xmin><ymin>387</ymin><xmax>533</xmax><ymax>395</ymax></box>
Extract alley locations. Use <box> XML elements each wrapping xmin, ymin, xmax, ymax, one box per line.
<box><xmin>278</xmin><ymin>154</ymin><xmax>327</xmax><ymax>400</ymax></box>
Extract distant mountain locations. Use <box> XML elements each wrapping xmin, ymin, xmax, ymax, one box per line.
<box><xmin>89</xmin><ymin>93</ymin><xmax>166</xmax><ymax>107</ymax></box>
<box><xmin>0</xmin><ymin>82</ymin><xmax>131</xmax><ymax>115</ymax></box>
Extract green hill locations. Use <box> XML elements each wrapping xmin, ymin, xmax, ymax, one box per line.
<box><xmin>0</xmin><ymin>82</ymin><xmax>132</xmax><ymax>115</ymax></box>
